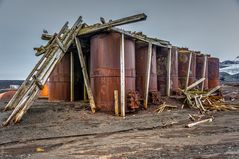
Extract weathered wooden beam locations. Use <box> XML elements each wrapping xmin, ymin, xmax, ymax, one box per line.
<box><xmin>120</xmin><ymin>34</ymin><xmax>125</xmax><ymax>117</ymax></box>
<box><xmin>78</xmin><ymin>13</ymin><xmax>147</xmax><ymax>36</ymax></box>
<box><xmin>111</xmin><ymin>28</ymin><xmax>170</xmax><ymax>48</ymax></box>
<box><xmin>186</xmin><ymin>77</ymin><xmax>205</xmax><ymax>91</ymax></box>
<box><xmin>167</xmin><ymin>48</ymin><xmax>172</xmax><ymax>96</ymax></box>
<box><xmin>114</xmin><ymin>90</ymin><xmax>119</xmax><ymax>116</ymax></box>
<box><xmin>75</xmin><ymin>37</ymin><xmax>96</xmax><ymax>113</ymax></box>
<box><xmin>205</xmin><ymin>85</ymin><xmax>221</xmax><ymax>97</ymax></box>
<box><xmin>185</xmin><ymin>52</ymin><xmax>192</xmax><ymax>89</ymax></box>
<box><xmin>144</xmin><ymin>42</ymin><xmax>153</xmax><ymax>109</ymax></box>
<box><xmin>201</xmin><ymin>55</ymin><xmax>208</xmax><ymax>91</ymax></box>
<box><xmin>186</xmin><ymin>118</ymin><xmax>213</xmax><ymax>128</ymax></box>
<box><xmin>70</xmin><ymin>52</ymin><xmax>74</xmax><ymax>102</ymax></box>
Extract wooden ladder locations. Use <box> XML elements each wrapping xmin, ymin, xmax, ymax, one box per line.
<box><xmin>3</xmin><ymin>17</ymin><xmax>83</xmax><ymax>126</ymax></box>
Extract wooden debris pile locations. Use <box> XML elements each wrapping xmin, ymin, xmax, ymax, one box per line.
<box><xmin>180</xmin><ymin>83</ymin><xmax>237</xmax><ymax>112</ymax></box>
<box><xmin>154</xmin><ymin>102</ymin><xmax>177</xmax><ymax>114</ymax></box>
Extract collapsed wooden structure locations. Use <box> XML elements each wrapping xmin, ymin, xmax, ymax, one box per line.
<box><xmin>2</xmin><ymin>13</ymin><xmax>220</xmax><ymax>126</ymax></box>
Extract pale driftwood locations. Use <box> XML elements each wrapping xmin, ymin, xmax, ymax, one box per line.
<box><xmin>185</xmin><ymin>52</ymin><xmax>192</xmax><ymax>89</ymax></box>
<box><xmin>167</xmin><ymin>48</ymin><xmax>172</xmax><ymax>96</ymax></box>
<box><xmin>205</xmin><ymin>85</ymin><xmax>221</xmax><ymax>97</ymax></box>
<box><xmin>186</xmin><ymin>118</ymin><xmax>213</xmax><ymax>128</ymax></box>
<box><xmin>120</xmin><ymin>34</ymin><xmax>125</xmax><ymax>117</ymax></box>
<box><xmin>75</xmin><ymin>37</ymin><xmax>96</xmax><ymax>113</ymax></box>
<box><xmin>114</xmin><ymin>90</ymin><xmax>119</xmax><ymax>116</ymax></box>
<box><xmin>201</xmin><ymin>55</ymin><xmax>208</xmax><ymax>91</ymax></box>
<box><xmin>186</xmin><ymin>78</ymin><xmax>205</xmax><ymax>91</ymax></box>
<box><xmin>78</xmin><ymin>13</ymin><xmax>147</xmax><ymax>36</ymax></box>
<box><xmin>70</xmin><ymin>52</ymin><xmax>74</xmax><ymax>102</ymax></box>
<box><xmin>144</xmin><ymin>42</ymin><xmax>153</xmax><ymax>109</ymax></box>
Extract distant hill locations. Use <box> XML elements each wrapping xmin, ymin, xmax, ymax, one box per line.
<box><xmin>0</xmin><ymin>80</ymin><xmax>23</xmax><ymax>89</ymax></box>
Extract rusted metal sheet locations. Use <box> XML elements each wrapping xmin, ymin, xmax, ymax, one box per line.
<box><xmin>135</xmin><ymin>45</ymin><xmax>157</xmax><ymax>97</ymax></box>
<box><xmin>208</xmin><ymin>57</ymin><xmax>220</xmax><ymax>89</ymax></box>
<box><xmin>171</xmin><ymin>46</ymin><xmax>179</xmax><ymax>94</ymax></box>
<box><xmin>196</xmin><ymin>54</ymin><xmax>208</xmax><ymax>90</ymax></box>
<box><xmin>48</xmin><ymin>53</ymin><xmax>71</xmax><ymax>101</ymax></box>
<box><xmin>90</xmin><ymin>32</ymin><xmax>135</xmax><ymax>112</ymax></box>
<box><xmin>178</xmin><ymin>49</ymin><xmax>196</xmax><ymax>89</ymax></box>
<box><xmin>39</xmin><ymin>82</ymin><xmax>49</xmax><ymax>98</ymax></box>
<box><xmin>156</xmin><ymin>47</ymin><xmax>168</xmax><ymax>96</ymax></box>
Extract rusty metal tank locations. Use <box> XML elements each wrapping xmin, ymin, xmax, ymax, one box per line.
<box><xmin>157</xmin><ymin>46</ymin><xmax>179</xmax><ymax>96</ymax></box>
<box><xmin>157</xmin><ymin>47</ymin><xmax>168</xmax><ymax>96</ymax></box>
<box><xmin>196</xmin><ymin>54</ymin><xmax>208</xmax><ymax>90</ymax></box>
<box><xmin>208</xmin><ymin>57</ymin><xmax>220</xmax><ymax>89</ymax></box>
<box><xmin>171</xmin><ymin>46</ymin><xmax>179</xmax><ymax>94</ymax></box>
<box><xmin>178</xmin><ymin>49</ymin><xmax>196</xmax><ymax>89</ymax></box>
<box><xmin>90</xmin><ymin>32</ymin><xmax>135</xmax><ymax>112</ymax></box>
<box><xmin>48</xmin><ymin>53</ymin><xmax>70</xmax><ymax>101</ymax></box>
<box><xmin>135</xmin><ymin>45</ymin><xmax>157</xmax><ymax>96</ymax></box>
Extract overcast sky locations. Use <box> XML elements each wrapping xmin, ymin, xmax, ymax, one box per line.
<box><xmin>0</xmin><ymin>0</ymin><xmax>239</xmax><ymax>80</ymax></box>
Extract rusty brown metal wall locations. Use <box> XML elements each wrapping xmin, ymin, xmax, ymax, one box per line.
<box><xmin>157</xmin><ymin>47</ymin><xmax>168</xmax><ymax>96</ymax></box>
<box><xmin>90</xmin><ymin>32</ymin><xmax>135</xmax><ymax>112</ymax></box>
<box><xmin>196</xmin><ymin>54</ymin><xmax>208</xmax><ymax>90</ymax></box>
<box><xmin>178</xmin><ymin>49</ymin><xmax>196</xmax><ymax>89</ymax></box>
<box><xmin>171</xmin><ymin>46</ymin><xmax>179</xmax><ymax>94</ymax></box>
<box><xmin>135</xmin><ymin>45</ymin><xmax>157</xmax><ymax>97</ymax></box>
<box><xmin>208</xmin><ymin>57</ymin><xmax>220</xmax><ymax>89</ymax></box>
<box><xmin>48</xmin><ymin>53</ymin><xmax>71</xmax><ymax>101</ymax></box>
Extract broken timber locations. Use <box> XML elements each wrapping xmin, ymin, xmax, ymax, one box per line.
<box><xmin>3</xmin><ymin>17</ymin><xmax>83</xmax><ymax>126</ymax></box>
<box><xmin>144</xmin><ymin>42</ymin><xmax>153</xmax><ymax>109</ymax></box>
<box><xmin>75</xmin><ymin>37</ymin><xmax>96</xmax><ymax>113</ymax></box>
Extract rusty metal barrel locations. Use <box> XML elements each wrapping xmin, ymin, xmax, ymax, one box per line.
<box><xmin>157</xmin><ymin>46</ymin><xmax>179</xmax><ymax>96</ymax></box>
<box><xmin>196</xmin><ymin>54</ymin><xmax>208</xmax><ymax>90</ymax></box>
<box><xmin>208</xmin><ymin>57</ymin><xmax>220</xmax><ymax>89</ymax></box>
<box><xmin>90</xmin><ymin>32</ymin><xmax>135</xmax><ymax>112</ymax></box>
<box><xmin>157</xmin><ymin>47</ymin><xmax>168</xmax><ymax>96</ymax></box>
<box><xmin>48</xmin><ymin>53</ymin><xmax>70</xmax><ymax>101</ymax></box>
<box><xmin>135</xmin><ymin>45</ymin><xmax>157</xmax><ymax>96</ymax></box>
<box><xmin>178</xmin><ymin>49</ymin><xmax>196</xmax><ymax>89</ymax></box>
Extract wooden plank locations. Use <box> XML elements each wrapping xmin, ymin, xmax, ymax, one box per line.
<box><xmin>78</xmin><ymin>13</ymin><xmax>147</xmax><ymax>36</ymax></box>
<box><xmin>186</xmin><ymin>77</ymin><xmax>205</xmax><ymax>91</ymax></box>
<box><xmin>201</xmin><ymin>55</ymin><xmax>208</xmax><ymax>91</ymax></box>
<box><xmin>70</xmin><ymin>52</ymin><xmax>74</xmax><ymax>102</ymax></box>
<box><xmin>167</xmin><ymin>48</ymin><xmax>172</xmax><ymax>96</ymax></box>
<box><xmin>144</xmin><ymin>42</ymin><xmax>153</xmax><ymax>109</ymax></box>
<box><xmin>120</xmin><ymin>34</ymin><xmax>125</xmax><ymax>117</ymax></box>
<box><xmin>75</xmin><ymin>37</ymin><xmax>96</xmax><ymax>113</ymax></box>
<box><xmin>185</xmin><ymin>52</ymin><xmax>192</xmax><ymax>89</ymax></box>
<box><xmin>114</xmin><ymin>90</ymin><xmax>119</xmax><ymax>116</ymax></box>
<box><xmin>111</xmin><ymin>28</ymin><xmax>170</xmax><ymax>48</ymax></box>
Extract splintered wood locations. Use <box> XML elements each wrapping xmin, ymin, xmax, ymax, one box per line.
<box><xmin>180</xmin><ymin>85</ymin><xmax>237</xmax><ymax>112</ymax></box>
<box><xmin>154</xmin><ymin>102</ymin><xmax>177</xmax><ymax>114</ymax></box>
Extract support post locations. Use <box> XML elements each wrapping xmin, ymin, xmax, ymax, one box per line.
<box><xmin>167</xmin><ymin>47</ymin><xmax>172</xmax><ymax>96</ymax></box>
<box><xmin>70</xmin><ymin>52</ymin><xmax>74</xmax><ymax>102</ymax></box>
<box><xmin>201</xmin><ymin>55</ymin><xmax>207</xmax><ymax>91</ymax></box>
<box><xmin>185</xmin><ymin>52</ymin><xmax>192</xmax><ymax>89</ymax></box>
<box><xmin>75</xmin><ymin>37</ymin><xmax>96</xmax><ymax>113</ymax></box>
<box><xmin>120</xmin><ymin>34</ymin><xmax>125</xmax><ymax>117</ymax></box>
<box><xmin>114</xmin><ymin>90</ymin><xmax>119</xmax><ymax>116</ymax></box>
<box><xmin>144</xmin><ymin>42</ymin><xmax>153</xmax><ymax>109</ymax></box>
